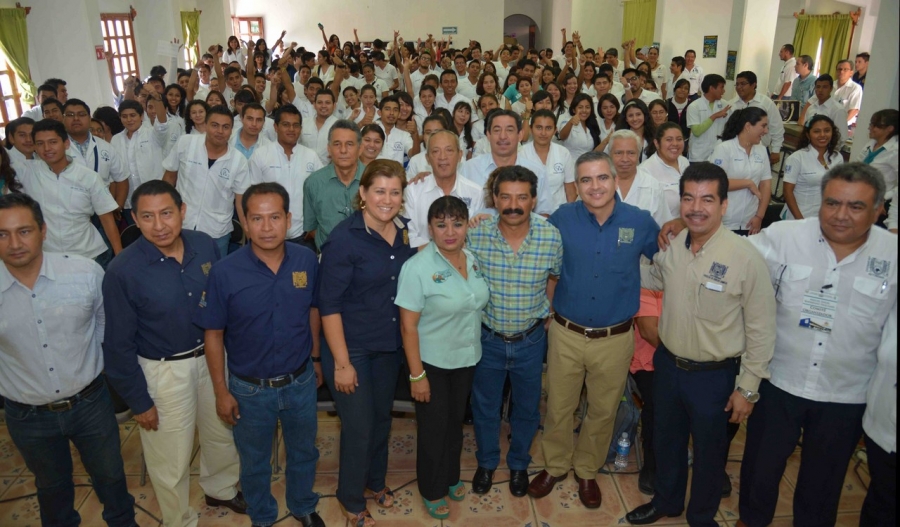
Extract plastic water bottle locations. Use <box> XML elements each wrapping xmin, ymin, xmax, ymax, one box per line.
<box><xmin>615</xmin><ymin>432</ymin><xmax>631</xmax><ymax>470</ymax></box>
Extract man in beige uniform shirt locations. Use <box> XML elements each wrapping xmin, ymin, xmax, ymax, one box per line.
<box><xmin>626</xmin><ymin>162</ymin><xmax>776</xmax><ymax>527</ymax></box>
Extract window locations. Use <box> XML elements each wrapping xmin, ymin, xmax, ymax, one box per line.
<box><xmin>232</xmin><ymin>17</ymin><xmax>265</xmax><ymax>46</ymax></box>
<box><xmin>0</xmin><ymin>48</ymin><xmax>23</xmax><ymax>130</ymax></box>
<box><xmin>100</xmin><ymin>13</ymin><xmax>140</xmax><ymax>94</ymax></box>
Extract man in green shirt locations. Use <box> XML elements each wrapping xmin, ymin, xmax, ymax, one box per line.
<box><xmin>302</xmin><ymin>119</ymin><xmax>366</xmax><ymax>249</ymax></box>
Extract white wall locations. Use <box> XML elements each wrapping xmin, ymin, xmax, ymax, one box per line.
<box><xmin>656</xmin><ymin>0</ymin><xmax>734</xmax><ymax>87</ymax></box>
<box><xmin>725</xmin><ymin>0</ymin><xmax>746</xmax><ymax>96</ymax></box>
<box><xmin>571</xmin><ymin>0</ymin><xmax>624</xmax><ymax>56</ymax></box>
<box><xmin>735</xmin><ymin>0</ymin><xmax>779</xmax><ymax>96</ymax></box>
<box><xmin>539</xmin><ymin>0</ymin><xmax>572</xmax><ymax>53</ymax></box>
<box><xmin>230</xmin><ymin>0</ymin><xmax>503</xmax><ymax>54</ymax></box>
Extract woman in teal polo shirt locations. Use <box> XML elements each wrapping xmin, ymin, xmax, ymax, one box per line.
<box><xmin>396</xmin><ymin>196</ymin><xmax>490</xmax><ymax>520</ymax></box>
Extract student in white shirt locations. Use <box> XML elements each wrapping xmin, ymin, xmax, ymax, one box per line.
<box><xmin>729</xmin><ymin>70</ymin><xmax>785</xmax><ymax>165</ymax></box>
<box><xmin>111</xmin><ymin>100</ymin><xmax>169</xmax><ymax>223</ymax></box>
<box><xmin>372</xmin><ymin>51</ymin><xmax>400</xmax><ymax>91</ymax></box>
<box><xmin>595</xmin><ymin>94</ymin><xmax>620</xmax><ymax>154</ymax></box>
<box><xmin>315</xmin><ymin>50</ymin><xmax>335</xmax><ymax>86</ymax></box>
<box><xmin>249</xmin><ymin>104</ymin><xmax>323</xmax><ymax>251</ymax></box>
<box><xmin>223</xmin><ymin>36</ymin><xmax>246</xmax><ymax>67</ymax></box>
<box><xmin>351</xmin><ymin>85</ymin><xmax>379</xmax><ymax>126</ymax></box>
<box><xmin>774</xmin><ymin>44</ymin><xmax>798</xmax><ymax>99</ymax></box>
<box><xmin>608</xmin><ymin>129</ymin><xmax>672</xmax><ymax>227</ymax></box>
<box><xmin>855</xmin><ymin>109</ymin><xmax>898</xmax><ymax>204</ymax></box>
<box><xmin>622</xmin><ymin>69</ymin><xmax>658</xmax><ymax>106</ymax></box>
<box><xmin>638</xmin><ymin>122</ymin><xmax>691</xmax><ymax>219</ymax></box>
<box><xmin>435</xmin><ymin>70</ymin><xmax>468</xmax><ymax>112</ymax></box>
<box><xmin>359</xmin><ymin>124</ymin><xmax>387</xmax><ymax>166</ymax></box>
<box><xmin>683</xmin><ymin>50</ymin><xmax>704</xmax><ymax>95</ymax></box>
<box><xmin>292</xmin><ymin>77</ymin><xmax>322</xmax><ymax>123</ymax></box>
<box><xmin>833</xmin><ymin>60</ymin><xmax>863</xmax><ymax>125</ymax></box>
<box><xmin>230</xmin><ymin>103</ymin><xmax>270</xmax><ymax>160</ymax></box>
<box><xmin>162</xmin><ymin>105</ymin><xmax>250</xmax><ymax>256</ymax></box>
<box><xmin>62</xmin><ymin>99</ymin><xmax>129</xmax><ymax>209</ymax></box>
<box><xmin>668</xmin><ymin>57</ymin><xmax>690</xmax><ymax>99</ymax></box>
<box><xmin>407</xmin><ymin>52</ymin><xmax>435</xmax><ymax>98</ymax></box>
<box><xmin>510</xmin><ymin>77</ymin><xmax>534</xmax><ymax>119</ymax></box>
<box><xmin>608</xmin><ymin>99</ymin><xmax>655</xmax><ymax>162</ymax></box>
<box><xmin>360</xmin><ymin>63</ymin><xmax>390</xmax><ymax>102</ymax></box>
<box><xmin>4</xmin><ymin>117</ymin><xmax>35</xmax><ymax>173</ymax></box>
<box><xmin>686</xmin><ymin>74</ymin><xmax>730</xmax><ymax>162</ymax></box>
<box><xmin>301</xmin><ymin>90</ymin><xmax>339</xmax><ymax>165</ymax></box>
<box><xmin>378</xmin><ymin>96</ymin><xmax>416</xmax><ymax>164</ymax></box>
<box><xmin>185</xmin><ymin>100</ymin><xmax>209</xmax><ymax>135</ymax></box>
<box><xmin>451</xmin><ymin>101</ymin><xmax>483</xmax><ymax>160</ymax></box>
<box><xmin>557</xmin><ymin>93</ymin><xmax>601</xmax><ymax>160</ymax></box>
<box><xmin>708</xmin><ymin>107</ymin><xmax>772</xmax><ymax>234</ymax></box>
<box><xmin>645</xmin><ymin>47</ymin><xmax>668</xmax><ymax>99</ymax></box>
<box><xmin>797</xmin><ymin>75</ymin><xmax>850</xmax><ymax>149</ymax></box>
<box><xmin>20</xmin><ymin>119</ymin><xmax>122</xmax><ymax>264</ymax></box>
<box><xmin>520</xmin><ymin>109</ymin><xmax>576</xmax><ymax>211</ymax></box>
<box><xmin>404</xmin><ymin>130</ymin><xmax>484</xmax><ymax>248</ymax></box>
<box><xmin>457</xmin><ymin>59</ymin><xmax>482</xmax><ymax>100</ymax></box>
<box><xmin>781</xmin><ymin>115</ymin><xmax>844</xmax><ymax>220</ymax></box>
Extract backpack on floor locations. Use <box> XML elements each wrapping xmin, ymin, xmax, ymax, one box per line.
<box><xmin>605</xmin><ymin>374</ymin><xmax>641</xmax><ymax>464</ymax></box>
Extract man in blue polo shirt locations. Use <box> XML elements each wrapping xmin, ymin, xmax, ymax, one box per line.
<box><xmin>103</xmin><ymin>180</ymin><xmax>244</xmax><ymax>526</ymax></box>
<box><xmin>195</xmin><ymin>182</ymin><xmax>324</xmax><ymax>527</ymax></box>
<box><xmin>528</xmin><ymin>151</ymin><xmax>659</xmax><ymax>509</ymax></box>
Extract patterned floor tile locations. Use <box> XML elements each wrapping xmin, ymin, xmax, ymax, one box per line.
<box><xmin>0</xmin><ymin>475</ymin><xmax>92</xmax><ymax>527</ymax></box>
<box><xmin>531</xmin><ymin>472</ymin><xmax>626</xmax><ymax>527</ymax></box>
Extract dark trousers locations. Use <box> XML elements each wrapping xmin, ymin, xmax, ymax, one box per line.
<box><xmin>415</xmin><ymin>362</ymin><xmax>475</xmax><ymax>500</ymax></box>
<box><xmin>650</xmin><ymin>344</ymin><xmax>736</xmax><ymax>527</ymax></box>
<box><xmin>321</xmin><ymin>340</ymin><xmax>401</xmax><ymax>513</ymax></box>
<box><xmin>861</xmin><ymin>433</ymin><xmax>896</xmax><ymax>527</ymax></box>
<box><xmin>4</xmin><ymin>380</ymin><xmax>137</xmax><ymax>527</ymax></box>
<box><xmin>632</xmin><ymin>370</ymin><xmax>656</xmax><ymax>472</ymax></box>
<box><xmin>739</xmin><ymin>380</ymin><xmax>866</xmax><ymax>527</ymax></box>
<box><xmin>287</xmin><ymin>235</ymin><xmax>317</xmax><ymax>254</ymax></box>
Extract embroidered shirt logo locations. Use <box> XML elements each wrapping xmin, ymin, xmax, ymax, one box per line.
<box><xmin>708</xmin><ymin>262</ymin><xmax>729</xmax><ymax>281</ymax></box>
<box><xmin>201</xmin><ymin>262</ymin><xmax>212</xmax><ymax>276</ymax></box>
<box><xmin>199</xmin><ymin>291</ymin><xmax>207</xmax><ymax>308</ymax></box>
<box><xmin>293</xmin><ymin>271</ymin><xmax>308</xmax><ymax>288</ymax></box>
<box><xmin>618</xmin><ymin>228</ymin><xmax>634</xmax><ymax>244</ymax></box>
<box><xmin>867</xmin><ymin>257</ymin><xmax>890</xmax><ymax>279</ymax></box>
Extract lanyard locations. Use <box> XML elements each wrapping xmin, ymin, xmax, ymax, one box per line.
<box><xmin>863</xmin><ymin>145</ymin><xmax>886</xmax><ymax>165</ymax></box>
<box><xmin>92</xmin><ymin>144</ymin><xmax>99</xmax><ymax>173</ymax></box>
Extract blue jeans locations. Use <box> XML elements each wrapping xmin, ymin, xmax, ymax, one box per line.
<box><xmin>4</xmin><ymin>380</ymin><xmax>137</xmax><ymax>527</ymax></box>
<box><xmin>472</xmin><ymin>325</ymin><xmax>547</xmax><ymax>471</ymax></box>
<box><xmin>214</xmin><ymin>234</ymin><xmax>230</xmax><ymax>257</ymax></box>
<box><xmin>321</xmin><ymin>340</ymin><xmax>401</xmax><ymax>513</ymax></box>
<box><xmin>229</xmin><ymin>365</ymin><xmax>319</xmax><ymax>526</ymax></box>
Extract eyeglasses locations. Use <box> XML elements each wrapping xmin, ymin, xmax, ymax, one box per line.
<box><xmin>64</xmin><ymin>112</ymin><xmax>89</xmax><ymax>118</ymax></box>
<box><xmin>734</xmin><ymin>82</ymin><xmax>750</xmax><ymax>88</ymax></box>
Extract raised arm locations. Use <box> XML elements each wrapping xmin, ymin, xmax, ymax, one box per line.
<box><xmin>209</xmin><ymin>45</ymin><xmax>225</xmax><ymax>81</ymax></box>
<box><xmin>272</xmin><ymin>30</ymin><xmax>287</xmax><ymax>56</ymax></box>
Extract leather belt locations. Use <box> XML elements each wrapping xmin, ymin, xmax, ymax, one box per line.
<box><xmin>481</xmin><ymin>321</ymin><xmax>542</xmax><ymax>343</ymax></box>
<box><xmin>146</xmin><ymin>344</ymin><xmax>205</xmax><ymax>362</ymax></box>
<box><xmin>232</xmin><ymin>361</ymin><xmax>308</xmax><ymax>388</ymax></box>
<box><xmin>662</xmin><ymin>346</ymin><xmax>741</xmax><ymax>372</ymax></box>
<box><xmin>553</xmin><ymin>313</ymin><xmax>632</xmax><ymax>339</ymax></box>
<box><xmin>10</xmin><ymin>375</ymin><xmax>105</xmax><ymax>412</ymax></box>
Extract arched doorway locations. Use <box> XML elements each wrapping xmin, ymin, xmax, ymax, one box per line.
<box><xmin>504</xmin><ymin>14</ymin><xmax>538</xmax><ymax>50</ymax></box>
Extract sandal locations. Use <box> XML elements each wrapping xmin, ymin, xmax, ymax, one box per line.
<box><xmin>340</xmin><ymin>503</ymin><xmax>376</xmax><ymax>527</ymax></box>
<box><xmin>422</xmin><ymin>497</ymin><xmax>450</xmax><ymax>519</ymax></box>
<box><xmin>367</xmin><ymin>486</ymin><xmax>395</xmax><ymax>508</ymax></box>
<box><xmin>448</xmin><ymin>480</ymin><xmax>467</xmax><ymax>501</ymax></box>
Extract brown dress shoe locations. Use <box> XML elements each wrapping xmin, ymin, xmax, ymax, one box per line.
<box><xmin>575</xmin><ymin>474</ymin><xmax>602</xmax><ymax>509</ymax></box>
<box><xmin>526</xmin><ymin>469</ymin><xmax>568</xmax><ymax>498</ymax></box>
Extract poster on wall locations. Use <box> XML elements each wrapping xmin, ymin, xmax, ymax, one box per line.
<box><xmin>703</xmin><ymin>35</ymin><xmax>718</xmax><ymax>58</ymax></box>
<box><xmin>726</xmin><ymin>50</ymin><xmax>737</xmax><ymax>80</ymax></box>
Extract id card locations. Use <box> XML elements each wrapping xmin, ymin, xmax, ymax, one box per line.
<box><xmin>799</xmin><ymin>290</ymin><xmax>838</xmax><ymax>333</ymax></box>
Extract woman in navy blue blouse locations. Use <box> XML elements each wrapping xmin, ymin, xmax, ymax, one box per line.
<box><xmin>316</xmin><ymin>159</ymin><xmax>416</xmax><ymax>527</ymax></box>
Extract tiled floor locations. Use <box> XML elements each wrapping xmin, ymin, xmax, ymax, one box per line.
<box><xmin>0</xmin><ymin>409</ymin><xmax>870</xmax><ymax>526</ymax></box>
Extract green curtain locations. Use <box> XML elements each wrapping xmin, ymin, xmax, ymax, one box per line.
<box><xmin>0</xmin><ymin>8</ymin><xmax>36</xmax><ymax>105</ymax></box>
<box><xmin>792</xmin><ymin>14</ymin><xmax>852</xmax><ymax>77</ymax></box>
<box><xmin>180</xmin><ymin>11</ymin><xmax>201</xmax><ymax>65</ymax></box>
<box><xmin>623</xmin><ymin>0</ymin><xmax>657</xmax><ymax>48</ymax></box>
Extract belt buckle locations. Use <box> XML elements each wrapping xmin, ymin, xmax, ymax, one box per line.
<box><xmin>675</xmin><ymin>357</ymin><xmax>691</xmax><ymax>370</ymax></box>
<box><xmin>48</xmin><ymin>400</ymin><xmax>73</xmax><ymax>412</ymax></box>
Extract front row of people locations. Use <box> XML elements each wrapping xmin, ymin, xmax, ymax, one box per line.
<box><xmin>0</xmin><ymin>153</ymin><xmax>894</xmax><ymax>527</ymax></box>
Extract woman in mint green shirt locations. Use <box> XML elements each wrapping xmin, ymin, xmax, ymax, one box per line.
<box><xmin>396</xmin><ymin>196</ymin><xmax>490</xmax><ymax>520</ymax></box>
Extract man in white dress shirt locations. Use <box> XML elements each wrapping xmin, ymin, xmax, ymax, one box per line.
<box><xmin>738</xmin><ymin>163</ymin><xmax>897</xmax><ymax>527</ymax></box>
<box><xmin>609</xmin><ymin>130</ymin><xmax>672</xmax><ymax>226</ymax></box>
<box><xmin>372</xmin><ymin>51</ymin><xmax>400</xmax><ymax>91</ymax></box>
<box><xmin>686</xmin><ymin>74</ymin><xmax>730</xmax><ymax>162</ymax></box>
<box><xmin>683</xmin><ymin>50</ymin><xmax>704</xmax><ymax>96</ymax></box>
<box><xmin>404</xmin><ymin>130</ymin><xmax>484</xmax><ymax>248</ymax></box>
<box><xmin>730</xmin><ymin>71</ymin><xmax>785</xmax><ymax>165</ymax></box>
<box><xmin>798</xmin><ymin>75</ymin><xmax>849</xmax><ymax>148</ymax></box>
<box><xmin>774</xmin><ymin>44</ymin><xmax>798</xmax><ymax>100</ymax></box>
<box><xmin>833</xmin><ymin>60</ymin><xmax>864</xmax><ymax>126</ymax></box>
<box><xmin>301</xmin><ymin>90</ymin><xmax>339</xmax><ymax>165</ymax></box>
<box><xmin>63</xmin><ymin>99</ymin><xmax>128</xmax><ymax>209</ymax></box>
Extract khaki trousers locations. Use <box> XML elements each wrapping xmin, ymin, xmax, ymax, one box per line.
<box><xmin>138</xmin><ymin>355</ymin><xmax>241</xmax><ymax>527</ymax></box>
<box><xmin>540</xmin><ymin>318</ymin><xmax>634</xmax><ymax>479</ymax></box>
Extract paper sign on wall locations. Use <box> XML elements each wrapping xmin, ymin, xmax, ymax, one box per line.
<box><xmin>703</xmin><ymin>36</ymin><xmax>718</xmax><ymax>58</ymax></box>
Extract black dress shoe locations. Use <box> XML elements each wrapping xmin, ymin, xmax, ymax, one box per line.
<box><xmin>205</xmin><ymin>491</ymin><xmax>248</xmax><ymax>514</ymax></box>
<box><xmin>723</xmin><ymin>475</ymin><xmax>732</xmax><ymax>497</ymax></box>
<box><xmin>509</xmin><ymin>469</ymin><xmax>529</xmax><ymax>497</ymax></box>
<box><xmin>638</xmin><ymin>464</ymin><xmax>655</xmax><ymax>496</ymax></box>
<box><xmin>292</xmin><ymin>512</ymin><xmax>326</xmax><ymax>527</ymax></box>
<box><xmin>472</xmin><ymin>466</ymin><xmax>495</xmax><ymax>495</ymax></box>
<box><xmin>625</xmin><ymin>503</ymin><xmax>682</xmax><ymax>525</ymax></box>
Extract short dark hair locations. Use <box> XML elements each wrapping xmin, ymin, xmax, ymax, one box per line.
<box><xmin>671</xmin><ymin>56</ymin><xmax>685</xmax><ymax>70</ymax></box>
<box><xmin>530</xmin><ymin>109</ymin><xmax>557</xmax><ymax>127</ymax></box>
<box><xmin>234</xmin><ymin>89</ymin><xmax>258</xmax><ymax>105</ymax></box>
<box><xmin>782</xmin><ymin>44</ymin><xmax>794</xmax><ymax>54</ymax></box>
<box><xmin>118</xmin><ymin>99</ymin><xmax>144</xmax><ymax>117</ymax></box>
<box><xmin>870</xmin><ymin>109</ymin><xmax>899</xmax><ymax>139</ymax></box>
<box><xmin>62</xmin><ymin>98</ymin><xmax>90</xmax><ymax>115</ymax></box>
<box><xmin>680</xmin><ymin>162</ymin><xmax>729</xmax><ymax>202</ymax></box>
<box><xmin>206</xmin><ymin>104</ymin><xmax>234</xmax><ymax>123</ymax></box>
<box><xmin>486</xmin><ymin>109</ymin><xmax>523</xmax><ymax>132</ymax></box>
<box><xmin>150</xmin><ymin>65</ymin><xmax>168</xmax><ymax>77</ymax></box>
<box><xmin>37</xmin><ymin>83</ymin><xmax>57</xmax><ymax>96</ymax></box>
<box><xmin>94</xmin><ymin>106</ymin><xmax>125</xmax><ymax>136</ymax></box>
<box><xmin>736</xmin><ymin>71</ymin><xmax>758</xmax><ymax>86</ymax></box>
<box><xmin>821</xmin><ymin>162</ymin><xmax>886</xmax><ymax>207</ymax></box>
<box><xmin>798</xmin><ymin>55</ymin><xmax>814</xmax><ymax>69</ymax></box>
<box><xmin>856</xmin><ymin>52</ymin><xmax>870</xmax><ymax>62</ymax></box>
<box><xmin>315</xmin><ymin>88</ymin><xmax>335</xmax><ymax>103</ymax></box>
<box><xmin>685</xmin><ymin>49</ymin><xmax>697</xmax><ymax>57</ymax></box>
<box><xmin>4</xmin><ymin>117</ymin><xmax>35</xmax><ymax>148</ymax></box>
<box><xmin>32</xmin><ymin>118</ymin><xmax>68</xmax><ymax>141</ymax></box>
<box><xmin>0</xmin><ymin>191</ymin><xmax>45</xmax><ymax>228</ymax></box>
<box><xmin>360</xmin><ymin>123</ymin><xmax>385</xmax><ymax>141</ymax></box>
<box><xmin>815</xmin><ymin>74</ymin><xmax>834</xmax><ymax>88</ymax></box>
<box><xmin>328</xmin><ymin>119</ymin><xmax>362</xmax><ymax>143</ymax></box>
<box><xmin>427</xmin><ymin>195</ymin><xmax>470</xmax><ymax>222</ymax></box>
<box><xmin>240</xmin><ymin>102</ymin><xmax>266</xmax><ymax>118</ymax></box>
<box><xmin>440</xmin><ymin>69</ymin><xmax>457</xmax><ymax>82</ymax></box>
<box><xmin>490</xmin><ymin>165</ymin><xmax>537</xmax><ymax>198</ymax></box>
<box><xmin>307</xmin><ymin>77</ymin><xmax>325</xmax><ymax>90</ymax></box>
<box><xmin>131</xmin><ymin>180</ymin><xmax>183</xmax><ymax>212</ymax></box>
<box><xmin>242</xmin><ymin>182</ymin><xmax>290</xmax><ymax>215</ymax></box>
<box><xmin>45</xmin><ymin>78</ymin><xmax>67</xmax><ymax>88</ymax></box>
<box><xmin>701</xmin><ymin>74</ymin><xmax>726</xmax><ymax>93</ymax></box>
<box><xmin>379</xmin><ymin>95</ymin><xmax>399</xmax><ymax>110</ymax></box>
<box><xmin>223</xmin><ymin>66</ymin><xmax>241</xmax><ymax>78</ymax></box>
<box><xmin>273</xmin><ymin>103</ymin><xmax>301</xmax><ymax>125</ymax></box>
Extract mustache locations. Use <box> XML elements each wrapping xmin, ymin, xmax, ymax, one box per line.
<box><xmin>501</xmin><ymin>208</ymin><xmax>525</xmax><ymax>216</ymax></box>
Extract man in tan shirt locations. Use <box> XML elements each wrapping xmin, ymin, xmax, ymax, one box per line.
<box><xmin>626</xmin><ymin>162</ymin><xmax>776</xmax><ymax>527</ymax></box>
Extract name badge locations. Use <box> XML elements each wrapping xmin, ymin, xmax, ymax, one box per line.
<box><xmin>799</xmin><ymin>290</ymin><xmax>838</xmax><ymax>333</ymax></box>
<box><xmin>705</xmin><ymin>281</ymin><xmax>724</xmax><ymax>292</ymax></box>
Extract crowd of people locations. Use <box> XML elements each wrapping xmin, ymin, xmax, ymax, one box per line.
<box><xmin>0</xmin><ymin>22</ymin><xmax>896</xmax><ymax>527</ymax></box>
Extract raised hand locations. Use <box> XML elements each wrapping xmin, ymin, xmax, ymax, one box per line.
<box><xmin>280</xmin><ymin>30</ymin><xmax>287</xmax><ymax>39</ymax></box>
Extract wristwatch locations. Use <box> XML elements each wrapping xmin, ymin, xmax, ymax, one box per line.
<box><xmin>736</xmin><ymin>386</ymin><xmax>760</xmax><ymax>403</ymax></box>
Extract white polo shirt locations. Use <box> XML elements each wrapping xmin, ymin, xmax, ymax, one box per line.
<box><xmin>519</xmin><ymin>141</ymin><xmax>575</xmax><ymax>213</ymax></box>
<box><xmin>161</xmin><ymin>134</ymin><xmax>251</xmax><ymax>239</ymax></box>
<box><xmin>409</xmin><ymin>68</ymin><xmax>431</xmax><ymax>97</ymax></box>
<box><xmin>17</xmin><ymin>159</ymin><xmax>118</xmax><ymax>258</ymax></box>
<box><xmin>378</xmin><ymin>124</ymin><xmax>413</xmax><ymax>164</ymax></box>
<box><xmin>685</xmin><ymin>65</ymin><xmax>704</xmax><ymax>95</ymax></box>
<box><xmin>248</xmin><ymin>141</ymin><xmax>323</xmax><ymax>239</ymax></box>
<box><xmin>616</xmin><ymin>170</ymin><xmax>674</xmax><ymax>227</ymax></box>
<box><xmin>728</xmin><ymin>92</ymin><xmax>785</xmax><ymax>153</ymax></box>
<box><xmin>777</xmin><ymin>57</ymin><xmax>798</xmax><ymax>97</ymax></box>
<box><xmin>231</xmin><ymin>116</ymin><xmax>277</xmax><ymax>145</ymax></box>
<box><xmin>374</xmin><ymin>63</ymin><xmax>399</xmax><ymax>90</ymax></box>
<box><xmin>863</xmin><ymin>299</ymin><xmax>897</xmax><ymax>453</ymax></box>
<box><xmin>111</xmin><ymin>121</ymin><xmax>169</xmax><ymax>209</ymax></box>
<box><xmin>748</xmin><ymin>218</ymin><xmax>897</xmax><ymax>404</ymax></box>
<box><xmin>637</xmin><ymin>153</ymin><xmax>690</xmax><ymax>219</ymax></box>
<box><xmin>435</xmin><ymin>92</ymin><xmax>468</xmax><ymax>112</ymax></box>
<box><xmin>458</xmin><ymin>152</ymin><xmax>554</xmax><ymax>215</ymax></box>
<box><xmin>686</xmin><ymin>96</ymin><xmax>728</xmax><ymax>161</ymax></box>
<box><xmin>457</xmin><ymin>76</ymin><xmax>478</xmax><ymax>100</ymax></box>
<box><xmin>67</xmin><ymin>134</ymin><xmax>128</xmax><ymax>186</ymax></box>
<box><xmin>833</xmin><ymin>79</ymin><xmax>863</xmax><ymax>115</ymax></box>
<box><xmin>802</xmin><ymin>96</ymin><xmax>850</xmax><ymax>149</ymax></box>
<box><xmin>404</xmin><ymin>174</ymin><xmax>485</xmax><ymax>247</ymax></box>
<box><xmin>555</xmin><ymin>113</ymin><xmax>596</xmax><ymax>160</ymax></box>
<box><xmin>300</xmin><ymin>114</ymin><xmax>339</xmax><ymax>165</ymax></box>
<box><xmin>649</xmin><ymin>64</ymin><xmax>667</xmax><ymax>91</ymax></box>
<box><xmin>709</xmin><ymin>138</ymin><xmax>772</xmax><ymax>230</ymax></box>
<box><xmin>781</xmin><ymin>145</ymin><xmax>844</xmax><ymax>219</ymax></box>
